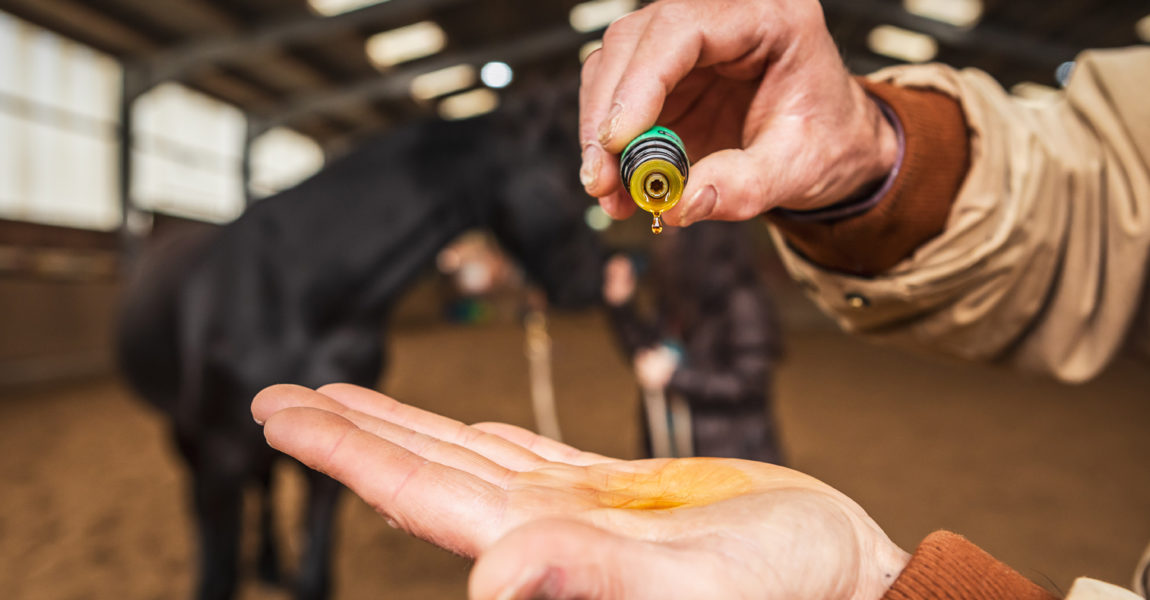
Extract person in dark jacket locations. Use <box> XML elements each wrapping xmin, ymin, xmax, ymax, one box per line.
<box><xmin>603</xmin><ymin>220</ymin><xmax>785</xmax><ymax>463</ymax></box>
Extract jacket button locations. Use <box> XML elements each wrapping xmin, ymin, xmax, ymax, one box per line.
<box><xmin>845</xmin><ymin>293</ymin><xmax>869</xmax><ymax>309</ymax></box>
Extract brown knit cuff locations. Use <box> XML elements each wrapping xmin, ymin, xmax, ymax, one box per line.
<box><xmin>884</xmin><ymin>531</ymin><xmax>1058</xmax><ymax>600</ymax></box>
<box><xmin>766</xmin><ymin>79</ymin><xmax>970</xmax><ymax>276</ymax></box>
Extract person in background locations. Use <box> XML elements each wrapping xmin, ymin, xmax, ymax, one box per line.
<box><xmin>603</xmin><ymin>221</ymin><xmax>784</xmax><ymax>463</ymax></box>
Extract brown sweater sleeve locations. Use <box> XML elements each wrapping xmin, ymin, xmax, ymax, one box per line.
<box><xmin>765</xmin><ymin>80</ymin><xmax>971</xmax><ymax>276</ymax></box>
<box><xmin>884</xmin><ymin>531</ymin><xmax>1059</xmax><ymax>600</ymax></box>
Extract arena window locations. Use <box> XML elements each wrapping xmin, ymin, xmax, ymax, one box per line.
<box><xmin>0</xmin><ymin>11</ymin><xmax>324</xmax><ymax>230</ymax></box>
<box><xmin>0</xmin><ymin>12</ymin><xmax>121</xmax><ymax>230</ymax></box>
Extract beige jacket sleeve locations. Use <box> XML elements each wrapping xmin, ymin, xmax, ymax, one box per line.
<box><xmin>772</xmin><ymin>47</ymin><xmax>1150</xmax><ymax>383</ymax></box>
<box><xmin>1065</xmin><ymin>578</ymin><xmax>1144</xmax><ymax>600</ymax></box>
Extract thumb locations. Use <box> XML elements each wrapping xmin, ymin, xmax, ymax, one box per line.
<box><xmin>468</xmin><ymin>519</ymin><xmax>708</xmax><ymax>600</ymax></box>
<box><xmin>664</xmin><ymin>149</ymin><xmax>770</xmax><ymax>227</ymax></box>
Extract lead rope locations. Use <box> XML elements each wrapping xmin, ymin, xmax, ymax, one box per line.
<box><xmin>667</xmin><ymin>393</ymin><xmax>694</xmax><ymax>458</ymax></box>
<box><xmin>524</xmin><ymin>307</ymin><xmax>562</xmax><ymax>442</ymax></box>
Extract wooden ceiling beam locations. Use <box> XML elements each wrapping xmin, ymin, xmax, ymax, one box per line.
<box><xmin>113</xmin><ymin>0</ymin><xmax>377</xmax><ymax>132</ymax></box>
<box><xmin>256</xmin><ymin>23</ymin><xmax>599</xmax><ymax>132</ymax></box>
<box><xmin>821</xmin><ymin>0</ymin><xmax>1079</xmax><ymax>69</ymax></box>
<box><xmin>138</xmin><ymin>0</ymin><xmax>472</xmax><ymax>91</ymax></box>
<box><xmin>114</xmin><ymin>0</ymin><xmax>239</xmax><ymax>35</ymax></box>
<box><xmin>0</xmin><ymin>0</ymin><xmax>158</xmax><ymax>54</ymax></box>
<box><xmin>188</xmin><ymin>66</ymin><xmax>280</xmax><ymax>111</ymax></box>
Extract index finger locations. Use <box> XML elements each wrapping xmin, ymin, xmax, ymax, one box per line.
<box><xmin>314</xmin><ymin>383</ymin><xmax>553</xmax><ymax>471</ymax></box>
<box><xmin>253</xmin><ymin>384</ymin><xmax>526</xmax><ymax>481</ymax></box>
<box><xmin>579</xmin><ymin>12</ymin><xmax>649</xmax><ymax>217</ymax></box>
<box><xmin>600</xmin><ymin>5</ymin><xmax>777</xmax><ymax>152</ymax></box>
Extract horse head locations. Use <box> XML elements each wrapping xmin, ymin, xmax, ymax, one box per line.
<box><xmin>484</xmin><ymin>81</ymin><xmax>604</xmax><ymax>310</ymax></box>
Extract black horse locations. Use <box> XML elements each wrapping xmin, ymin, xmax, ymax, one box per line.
<box><xmin>116</xmin><ymin>90</ymin><xmax>603</xmax><ymax>600</ymax></box>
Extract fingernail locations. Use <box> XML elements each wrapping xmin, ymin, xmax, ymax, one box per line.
<box><xmin>580</xmin><ymin>144</ymin><xmax>601</xmax><ymax>188</ymax></box>
<box><xmin>253</xmin><ymin>416</ymin><xmax>264</xmax><ymax>425</ymax></box>
<box><xmin>680</xmin><ymin>184</ymin><xmax>717</xmax><ymax>225</ymax></box>
<box><xmin>598</xmin><ymin>102</ymin><xmax>623</xmax><ymax>146</ymax></box>
<box><xmin>385</xmin><ymin>518</ymin><xmax>399</xmax><ymax>529</ymax></box>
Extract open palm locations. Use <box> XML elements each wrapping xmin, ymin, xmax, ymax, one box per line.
<box><xmin>252</xmin><ymin>383</ymin><xmax>908</xmax><ymax>600</ymax></box>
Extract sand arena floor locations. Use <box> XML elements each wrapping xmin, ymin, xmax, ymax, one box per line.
<box><xmin>2</xmin><ymin>312</ymin><xmax>1149</xmax><ymax>599</ymax></box>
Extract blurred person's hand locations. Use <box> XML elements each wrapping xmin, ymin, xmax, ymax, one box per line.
<box><xmin>602</xmin><ymin>254</ymin><xmax>637</xmax><ymax>306</ymax></box>
<box><xmin>253</xmin><ymin>383</ymin><xmax>910</xmax><ymax>600</ymax></box>
<box><xmin>634</xmin><ymin>345</ymin><xmax>678</xmax><ymax>389</ymax></box>
<box><xmin>579</xmin><ymin>0</ymin><xmax>898</xmax><ymax>226</ymax></box>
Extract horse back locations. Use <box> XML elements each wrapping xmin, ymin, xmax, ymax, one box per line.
<box><xmin>116</xmin><ymin>223</ymin><xmax>218</xmax><ymax>415</ymax></box>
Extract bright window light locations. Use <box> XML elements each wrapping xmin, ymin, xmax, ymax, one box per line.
<box><xmin>867</xmin><ymin>25</ymin><xmax>938</xmax><ymax>63</ymax></box>
<box><xmin>438</xmin><ymin>89</ymin><xmax>499</xmax><ymax>120</ymax></box>
<box><xmin>365</xmin><ymin>21</ymin><xmax>446</xmax><ymax>69</ymax></box>
<box><xmin>480</xmin><ymin>62</ymin><xmax>513</xmax><ymax>89</ymax></box>
<box><xmin>1137</xmin><ymin>14</ymin><xmax>1150</xmax><ymax>43</ymax></box>
<box><xmin>0</xmin><ymin>12</ymin><xmax>121</xmax><ymax>230</ymax></box>
<box><xmin>250</xmin><ymin>128</ymin><xmax>324</xmax><ymax>199</ymax></box>
<box><xmin>411</xmin><ymin>64</ymin><xmax>477</xmax><ymax>101</ymax></box>
<box><xmin>902</xmin><ymin>0</ymin><xmax>982</xmax><ymax>28</ymax></box>
<box><xmin>569</xmin><ymin>0</ymin><xmax>637</xmax><ymax>33</ymax></box>
<box><xmin>579</xmin><ymin>39</ymin><xmax>603</xmax><ymax>63</ymax></box>
<box><xmin>134</xmin><ymin>83</ymin><xmax>246</xmax><ymax>223</ymax></box>
<box><xmin>309</xmin><ymin>0</ymin><xmax>388</xmax><ymax>16</ymax></box>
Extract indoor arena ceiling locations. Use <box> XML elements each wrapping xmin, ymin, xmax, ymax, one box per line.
<box><xmin>0</xmin><ymin>0</ymin><xmax>1146</xmax><ymax>149</ymax></box>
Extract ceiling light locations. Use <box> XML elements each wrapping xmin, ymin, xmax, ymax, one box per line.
<box><xmin>309</xmin><ymin>0</ymin><xmax>388</xmax><ymax>16</ymax></box>
<box><xmin>1137</xmin><ymin>14</ymin><xmax>1150</xmax><ymax>43</ymax></box>
<box><xmin>480</xmin><ymin>62</ymin><xmax>513</xmax><ymax>89</ymax></box>
<box><xmin>867</xmin><ymin>25</ymin><xmax>938</xmax><ymax>63</ymax></box>
<box><xmin>584</xmin><ymin>205</ymin><xmax>612</xmax><ymax>231</ymax></box>
<box><xmin>569</xmin><ymin>0</ymin><xmax>637</xmax><ymax>33</ymax></box>
<box><xmin>250</xmin><ymin>128</ymin><xmax>325</xmax><ymax>198</ymax></box>
<box><xmin>579</xmin><ymin>40</ymin><xmax>603</xmax><ymax>63</ymax></box>
<box><xmin>438</xmin><ymin>89</ymin><xmax>499</xmax><ymax>120</ymax></box>
<box><xmin>365</xmin><ymin>21</ymin><xmax>447</xmax><ymax>69</ymax></box>
<box><xmin>411</xmin><ymin>64</ymin><xmax>477</xmax><ymax>101</ymax></box>
<box><xmin>902</xmin><ymin>0</ymin><xmax>982</xmax><ymax>28</ymax></box>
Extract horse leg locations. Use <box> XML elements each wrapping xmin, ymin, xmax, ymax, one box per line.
<box><xmin>191</xmin><ymin>465</ymin><xmax>244</xmax><ymax>600</ymax></box>
<box><xmin>256</xmin><ymin>462</ymin><xmax>283</xmax><ymax>585</ymax></box>
<box><xmin>295</xmin><ymin>469</ymin><xmax>342</xmax><ymax>600</ymax></box>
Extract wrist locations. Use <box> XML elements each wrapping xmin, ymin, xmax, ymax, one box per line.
<box><xmin>854</xmin><ymin>536</ymin><xmax>911</xmax><ymax>600</ymax></box>
<box><xmin>842</xmin><ymin>78</ymin><xmax>901</xmax><ymax>205</ymax></box>
<box><xmin>773</xmin><ymin>93</ymin><xmax>903</xmax><ymax>222</ymax></box>
<box><xmin>765</xmin><ymin>79</ymin><xmax>969</xmax><ymax>276</ymax></box>
<box><xmin>862</xmin><ymin>87</ymin><xmax>901</xmax><ymax>197</ymax></box>
<box><xmin>772</xmin><ymin>77</ymin><xmax>903</xmax><ymax>214</ymax></box>
<box><xmin>834</xmin><ymin>81</ymin><xmax>901</xmax><ymax>208</ymax></box>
